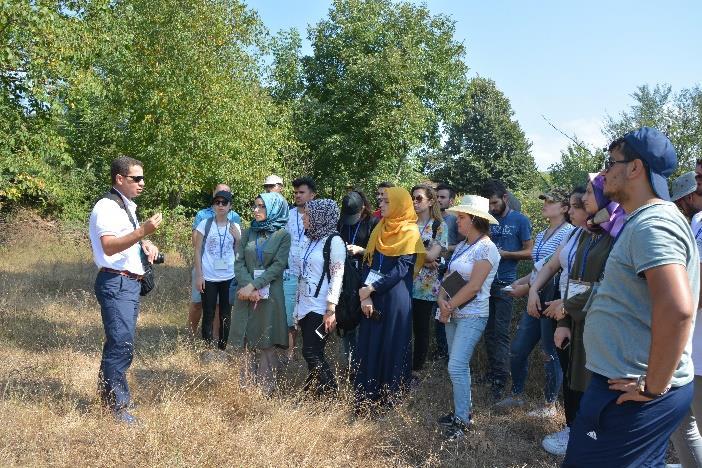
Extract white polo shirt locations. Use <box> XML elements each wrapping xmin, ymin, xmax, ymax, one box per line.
<box><xmin>89</xmin><ymin>189</ymin><xmax>144</xmax><ymax>275</ymax></box>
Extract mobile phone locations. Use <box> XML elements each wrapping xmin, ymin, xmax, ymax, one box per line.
<box><xmin>560</xmin><ymin>337</ymin><xmax>571</xmax><ymax>350</ymax></box>
<box><xmin>315</xmin><ymin>323</ymin><xmax>328</xmax><ymax>339</ymax></box>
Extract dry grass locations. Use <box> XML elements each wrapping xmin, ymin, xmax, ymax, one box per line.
<box><xmin>0</xmin><ymin>215</ymin><xmax>563</xmax><ymax>467</ymax></box>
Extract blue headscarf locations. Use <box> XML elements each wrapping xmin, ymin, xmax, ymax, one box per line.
<box><xmin>250</xmin><ymin>192</ymin><xmax>289</xmax><ymax>233</ymax></box>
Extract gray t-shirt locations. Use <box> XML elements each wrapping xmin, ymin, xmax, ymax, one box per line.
<box><xmin>584</xmin><ymin>202</ymin><xmax>699</xmax><ymax>387</ymax></box>
<box><xmin>442</xmin><ymin>212</ymin><xmax>460</xmax><ymax>247</ymax></box>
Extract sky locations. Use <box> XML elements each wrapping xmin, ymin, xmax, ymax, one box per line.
<box><xmin>252</xmin><ymin>0</ymin><xmax>702</xmax><ymax>170</ymax></box>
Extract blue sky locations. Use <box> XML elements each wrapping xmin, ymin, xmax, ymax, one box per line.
<box><xmin>252</xmin><ymin>0</ymin><xmax>702</xmax><ymax>169</ymax></box>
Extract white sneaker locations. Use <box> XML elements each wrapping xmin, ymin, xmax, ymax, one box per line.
<box><xmin>527</xmin><ymin>404</ymin><xmax>558</xmax><ymax>418</ymax></box>
<box><xmin>542</xmin><ymin>426</ymin><xmax>569</xmax><ymax>456</ymax></box>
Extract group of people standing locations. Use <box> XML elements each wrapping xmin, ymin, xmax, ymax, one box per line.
<box><xmin>90</xmin><ymin>126</ymin><xmax>702</xmax><ymax>467</ymax></box>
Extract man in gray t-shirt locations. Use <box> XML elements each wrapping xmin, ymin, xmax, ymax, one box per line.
<box><xmin>565</xmin><ymin>127</ymin><xmax>699</xmax><ymax>467</ymax></box>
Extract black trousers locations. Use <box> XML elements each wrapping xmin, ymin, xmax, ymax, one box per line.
<box><xmin>300</xmin><ymin>313</ymin><xmax>337</xmax><ymax>394</ymax></box>
<box><xmin>412</xmin><ymin>298</ymin><xmax>434</xmax><ymax>371</ymax></box>
<box><xmin>201</xmin><ymin>279</ymin><xmax>231</xmax><ymax>350</ymax></box>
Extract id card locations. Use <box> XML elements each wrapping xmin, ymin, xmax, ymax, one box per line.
<box><xmin>214</xmin><ymin>258</ymin><xmax>230</xmax><ymax>270</ymax></box>
<box><xmin>254</xmin><ymin>269</ymin><xmax>270</xmax><ymax>299</ymax></box>
<box><xmin>365</xmin><ymin>269</ymin><xmax>384</xmax><ymax>287</ymax></box>
<box><xmin>566</xmin><ymin>279</ymin><xmax>591</xmax><ymax>299</ymax></box>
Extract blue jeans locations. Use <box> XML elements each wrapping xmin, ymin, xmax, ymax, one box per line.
<box><xmin>283</xmin><ymin>274</ymin><xmax>297</xmax><ymax>328</ymax></box>
<box><xmin>95</xmin><ymin>271</ymin><xmax>140</xmax><ymax>410</ymax></box>
<box><xmin>509</xmin><ymin>310</ymin><xmax>562</xmax><ymax>403</ymax></box>
<box><xmin>564</xmin><ymin>374</ymin><xmax>693</xmax><ymax>467</ymax></box>
<box><xmin>445</xmin><ymin>315</ymin><xmax>488</xmax><ymax>424</ymax></box>
<box><xmin>484</xmin><ymin>281</ymin><xmax>514</xmax><ymax>387</ymax></box>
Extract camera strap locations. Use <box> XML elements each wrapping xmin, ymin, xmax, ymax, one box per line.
<box><xmin>103</xmin><ymin>187</ymin><xmax>146</xmax><ymax>258</ymax></box>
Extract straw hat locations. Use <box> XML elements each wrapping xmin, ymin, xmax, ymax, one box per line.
<box><xmin>446</xmin><ymin>195</ymin><xmax>499</xmax><ymax>225</ymax></box>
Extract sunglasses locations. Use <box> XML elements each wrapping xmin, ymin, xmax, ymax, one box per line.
<box><xmin>123</xmin><ymin>175</ymin><xmax>145</xmax><ymax>183</ymax></box>
<box><xmin>213</xmin><ymin>199</ymin><xmax>230</xmax><ymax>206</ymax></box>
<box><xmin>413</xmin><ymin>195</ymin><xmax>425</xmax><ymax>202</ymax></box>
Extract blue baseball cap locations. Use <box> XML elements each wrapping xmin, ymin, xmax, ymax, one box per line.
<box><xmin>622</xmin><ymin>127</ymin><xmax>677</xmax><ymax>201</ymax></box>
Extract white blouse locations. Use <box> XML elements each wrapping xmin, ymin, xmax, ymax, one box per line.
<box><xmin>294</xmin><ymin>235</ymin><xmax>346</xmax><ymax>321</ymax></box>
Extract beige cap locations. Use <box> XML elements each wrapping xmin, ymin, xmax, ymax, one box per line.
<box><xmin>263</xmin><ymin>174</ymin><xmax>283</xmax><ymax>186</ymax></box>
<box><xmin>446</xmin><ymin>195</ymin><xmax>499</xmax><ymax>225</ymax></box>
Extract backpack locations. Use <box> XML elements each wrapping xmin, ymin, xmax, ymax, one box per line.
<box><xmin>313</xmin><ymin>232</ymin><xmax>362</xmax><ymax>331</ymax></box>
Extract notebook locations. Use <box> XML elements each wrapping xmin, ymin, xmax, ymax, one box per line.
<box><xmin>440</xmin><ymin>270</ymin><xmax>474</xmax><ymax>310</ymax></box>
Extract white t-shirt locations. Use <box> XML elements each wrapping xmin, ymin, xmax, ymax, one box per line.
<box><xmin>444</xmin><ymin>237</ymin><xmax>500</xmax><ymax>318</ymax></box>
<box><xmin>89</xmin><ymin>192</ymin><xmax>144</xmax><ymax>275</ymax></box>
<box><xmin>690</xmin><ymin>212</ymin><xmax>702</xmax><ymax>376</ymax></box>
<box><xmin>557</xmin><ymin>229</ymin><xmax>583</xmax><ymax>296</ymax></box>
<box><xmin>286</xmin><ymin>207</ymin><xmax>308</xmax><ymax>276</ymax></box>
<box><xmin>294</xmin><ymin>235</ymin><xmax>346</xmax><ymax>321</ymax></box>
<box><xmin>196</xmin><ymin>218</ymin><xmax>238</xmax><ymax>282</ymax></box>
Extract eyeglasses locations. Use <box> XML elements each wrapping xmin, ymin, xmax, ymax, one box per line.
<box><xmin>123</xmin><ymin>175</ymin><xmax>145</xmax><ymax>183</ymax></box>
<box><xmin>603</xmin><ymin>156</ymin><xmax>634</xmax><ymax>172</ymax></box>
<box><xmin>413</xmin><ymin>195</ymin><xmax>425</xmax><ymax>203</ymax></box>
<box><xmin>213</xmin><ymin>199</ymin><xmax>230</xmax><ymax>206</ymax></box>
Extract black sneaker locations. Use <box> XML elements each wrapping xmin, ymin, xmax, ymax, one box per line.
<box><xmin>445</xmin><ymin>418</ymin><xmax>471</xmax><ymax>441</ymax></box>
<box><xmin>437</xmin><ymin>412</ymin><xmax>456</xmax><ymax>427</ymax></box>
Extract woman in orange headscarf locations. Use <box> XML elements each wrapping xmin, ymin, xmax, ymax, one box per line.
<box><xmin>355</xmin><ymin>187</ymin><xmax>426</xmax><ymax>411</ymax></box>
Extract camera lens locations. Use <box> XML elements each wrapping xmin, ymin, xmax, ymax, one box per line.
<box><xmin>153</xmin><ymin>253</ymin><xmax>165</xmax><ymax>264</ymax></box>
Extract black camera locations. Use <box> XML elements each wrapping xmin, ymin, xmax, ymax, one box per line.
<box><xmin>153</xmin><ymin>253</ymin><xmax>165</xmax><ymax>265</ymax></box>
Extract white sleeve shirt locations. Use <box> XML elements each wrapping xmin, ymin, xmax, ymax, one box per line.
<box><xmin>89</xmin><ymin>194</ymin><xmax>145</xmax><ymax>275</ymax></box>
<box><xmin>286</xmin><ymin>207</ymin><xmax>308</xmax><ymax>276</ymax></box>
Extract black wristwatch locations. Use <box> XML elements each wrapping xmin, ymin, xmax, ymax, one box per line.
<box><xmin>636</xmin><ymin>375</ymin><xmax>671</xmax><ymax>399</ymax></box>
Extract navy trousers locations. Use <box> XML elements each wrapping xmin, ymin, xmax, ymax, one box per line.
<box><xmin>563</xmin><ymin>373</ymin><xmax>693</xmax><ymax>468</ymax></box>
<box><xmin>95</xmin><ymin>271</ymin><xmax>140</xmax><ymax>410</ymax></box>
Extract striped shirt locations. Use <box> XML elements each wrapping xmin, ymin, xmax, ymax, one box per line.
<box><xmin>531</xmin><ymin>223</ymin><xmax>574</xmax><ymax>263</ymax></box>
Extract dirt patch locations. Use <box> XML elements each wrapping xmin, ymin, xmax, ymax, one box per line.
<box><xmin>0</xmin><ymin>209</ymin><xmax>87</xmax><ymax>249</ymax></box>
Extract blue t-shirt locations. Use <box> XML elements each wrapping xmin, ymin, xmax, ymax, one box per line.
<box><xmin>489</xmin><ymin>209</ymin><xmax>532</xmax><ymax>282</ymax></box>
<box><xmin>192</xmin><ymin>207</ymin><xmax>241</xmax><ymax>230</ymax></box>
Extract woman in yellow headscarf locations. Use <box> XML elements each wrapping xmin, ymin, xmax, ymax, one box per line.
<box><xmin>355</xmin><ymin>187</ymin><xmax>426</xmax><ymax>411</ymax></box>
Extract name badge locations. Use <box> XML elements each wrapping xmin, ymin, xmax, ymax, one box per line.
<box><xmin>214</xmin><ymin>258</ymin><xmax>230</xmax><ymax>270</ymax></box>
<box><xmin>566</xmin><ymin>279</ymin><xmax>591</xmax><ymax>299</ymax></box>
<box><xmin>365</xmin><ymin>269</ymin><xmax>384</xmax><ymax>287</ymax></box>
<box><xmin>254</xmin><ymin>269</ymin><xmax>270</xmax><ymax>299</ymax></box>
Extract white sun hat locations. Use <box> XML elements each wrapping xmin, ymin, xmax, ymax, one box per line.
<box><xmin>263</xmin><ymin>174</ymin><xmax>284</xmax><ymax>186</ymax></box>
<box><xmin>446</xmin><ymin>195</ymin><xmax>499</xmax><ymax>225</ymax></box>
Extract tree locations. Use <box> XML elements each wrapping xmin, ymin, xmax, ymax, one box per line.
<box><xmin>64</xmin><ymin>0</ymin><xmax>300</xmax><ymax>215</ymax></box>
<box><xmin>605</xmin><ymin>84</ymin><xmax>702</xmax><ymax>174</ymax></box>
<box><xmin>428</xmin><ymin>77</ymin><xmax>539</xmax><ymax>194</ymax></box>
<box><xmin>297</xmin><ymin>0</ymin><xmax>468</xmax><ymax>197</ymax></box>
<box><xmin>548</xmin><ymin>140</ymin><xmax>605</xmax><ymax>190</ymax></box>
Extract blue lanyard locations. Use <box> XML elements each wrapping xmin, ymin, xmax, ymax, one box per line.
<box><xmin>295</xmin><ymin>210</ymin><xmax>304</xmax><ymax>242</ymax></box>
<box><xmin>448</xmin><ymin>236</ymin><xmax>485</xmax><ymax>270</ymax></box>
<box><xmin>301</xmin><ymin>239</ymin><xmax>321</xmax><ymax>277</ymax></box>
<box><xmin>613</xmin><ymin>205</ymin><xmax>657</xmax><ymax>245</ymax></box>
<box><xmin>419</xmin><ymin>220</ymin><xmax>432</xmax><ymax>237</ymax></box>
<box><xmin>566</xmin><ymin>229</ymin><xmax>583</xmax><ymax>273</ymax></box>
<box><xmin>215</xmin><ymin>221</ymin><xmax>229</xmax><ymax>258</ymax></box>
<box><xmin>255</xmin><ymin>233</ymin><xmax>270</xmax><ymax>265</ymax></box>
<box><xmin>376</xmin><ymin>253</ymin><xmax>384</xmax><ymax>271</ymax></box>
<box><xmin>349</xmin><ymin>222</ymin><xmax>361</xmax><ymax>245</ymax></box>
<box><xmin>578</xmin><ymin>233</ymin><xmax>603</xmax><ymax>279</ymax></box>
<box><xmin>535</xmin><ymin>223</ymin><xmax>565</xmax><ymax>261</ymax></box>
<box><xmin>695</xmin><ymin>225</ymin><xmax>702</xmax><ymax>241</ymax></box>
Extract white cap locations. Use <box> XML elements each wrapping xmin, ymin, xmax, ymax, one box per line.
<box><xmin>263</xmin><ymin>174</ymin><xmax>283</xmax><ymax>186</ymax></box>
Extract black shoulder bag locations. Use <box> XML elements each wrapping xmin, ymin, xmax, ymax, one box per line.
<box><xmin>102</xmin><ymin>188</ymin><xmax>155</xmax><ymax>296</ymax></box>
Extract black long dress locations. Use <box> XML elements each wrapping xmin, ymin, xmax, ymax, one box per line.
<box><xmin>355</xmin><ymin>251</ymin><xmax>415</xmax><ymax>405</ymax></box>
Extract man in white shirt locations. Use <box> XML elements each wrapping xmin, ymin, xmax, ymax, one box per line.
<box><xmin>89</xmin><ymin>156</ymin><xmax>162</xmax><ymax>424</ymax></box>
<box><xmin>283</xmin><ymin>176</ymin><xmax>316</xmax><ymax>360</ymax></box>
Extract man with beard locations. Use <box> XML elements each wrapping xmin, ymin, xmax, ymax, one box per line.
<box><xmin>564</xmin><ymin>128</ymin><xmax>698</xmax><ymax>467</ymax></box>
<box><xmin>479</xmin><ymin>179</ymin><xmax>533</xmax><ymax>400</ymax></box>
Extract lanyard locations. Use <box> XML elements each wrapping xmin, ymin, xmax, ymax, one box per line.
<box><xmin>566</xmin><ymin>229</ymin><xmax>583</xmax><ymax>273</ymax></box>
<box><xmin>295</xmin><ymin>210</ymin><xmax>304</xmax><ymax>242</ymax></box>
<box><xmin>301</xmin><ymin>239</ymin><xmax>321</xmax><ymax>277</ymax></box>
<box><xmin>349</xmin><ymin>222</ymin><xmax>361</xmax><ymax>245</ymax></box>
<box><xmin>613</xmin><ymin>204</ymin><xmax>658</xmax><ymax>245</ymax></box>
<box><xmin>419</xmin><ymin>220</ymin><xmax>432</xmax><ymax>237</ymax></box>
<box><xmin>215</xmin><ymin>221</ymin><xmax>229</xmax><ymax>258</ymax></box>
<box><xmin>255</xmin><ymin>233</ymin><xmax>270</xmax><ymax>265</ymax></box>
<box><xmin>578</xmin><ymin>233</ymin><xmax>603</xmax><ymax>280</ymax></box>
<box><xmin>695</xmin><ymin>225</ymin><xmax>702</xmax><ymax>241</ymax></box>
<box><xmin>448</xmin><ymin>236</ymin><xmax>484</xmax><ymax>270</ymax></box>
<box><xmin>535</xmin><ymin>222</ymin><xmax>566</xmax><ymax>261</ymax></box>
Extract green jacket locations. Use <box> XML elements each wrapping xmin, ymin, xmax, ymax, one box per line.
<box><xmin>229</xmin><ymin>227</ymin><xmax>291</xmax><ymax>350</ymax></box>
<box><xmin>558</xmin><ymin>230</ymin><xmax>614</xmax><ymax>392</ymax></box>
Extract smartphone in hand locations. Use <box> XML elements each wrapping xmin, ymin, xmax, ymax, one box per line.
<box><xmin>315</xmin><ymin>323</ymin><xmax>328</xmax><ymax>339</ymax></box>
<box><xmin>559</xmin><ymin>337</ymin><xmax>571</xmax><ymax>350</ymax></box>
